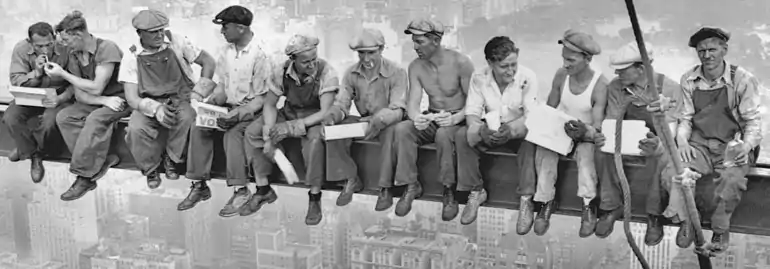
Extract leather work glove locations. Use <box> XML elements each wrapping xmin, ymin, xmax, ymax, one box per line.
<box><xmin>217</xmin><ymin>112</ymin><xmax>238</xmax><ymax>130</ymax></box>
<box><xmin>639</xmin><ymin>132</ymin><xmax>663</xmax><ymax>157</ymax></box>
<box><xmin>467</xmin><ymin>124</ymin><xmax>484</xmax><ymax>147</ymax></box>
<box><xmin>564</xmin><ymin>120</ymin><xmax>589</xmax><ymax>141</ymax></box>
<box><xmin>321</xmin><ymin>112</ymin><xmax>338</xmax><ymax>126</ymax></box>
<box><xmin>490</xmin><ymin>124</ymin><xmax>512</xmax><ymax>145</ymax></box>
<box><xmin>155</xmin><ymin>104</ymin><xmax>178</xmax><ymax>129</ymax></box>
<box><xmin>269</xmin><ymin>119</ymin><xmax>307</xmax><ymax>143</ymax></box>
<box><xmin>362</xmin><ymin>115</ymin><xmax>387</xmax><ymax>140</ymax></box>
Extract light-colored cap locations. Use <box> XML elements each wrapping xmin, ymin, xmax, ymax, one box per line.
<box><xmin>609</xmin><ymin>41</ymin><xmax>654</xmax><ymax>70</ymax></box>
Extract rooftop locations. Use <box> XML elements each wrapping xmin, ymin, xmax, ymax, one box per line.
<box><xmin>82</xmin><ymin>238</ymin><xmax>187</xmax><ymax>263</ymax></box>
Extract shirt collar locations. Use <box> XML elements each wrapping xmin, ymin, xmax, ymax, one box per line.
<box><xmin>351</xmin><ymin>58</ymin><xmax>396</xmax><ymax>78</ymax></box>
<box><xmin>686</xmin><ymin>60</ymin><xmax>733</xmax><ymax>85</ymax></box>
<box><xmin>228</xmin><ymin>38</ymin><xmax>255</xmax><ymax>53</ymax></box>
<box><xmin>137</xmin><ymin>35</ymin><xmax>172</xmax><ymax>55</ymax></box>
<box><xmin>285</xmin><ymin>60</ymin><xmax>315</xmax><ymax>85</ymax></box>
<box><xmin>483</xmin><ymin>66</ymin><xmax>519</xmax><ymax>90</ymax></box>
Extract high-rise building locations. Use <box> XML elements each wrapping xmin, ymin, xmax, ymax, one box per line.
<box><xmin>183</xmin><ymin>194</ymin><xmax>215</xmax><ymax>268</ymax></box>
<box><xmin>309</xmin><ymin>208</ymin><xmax>351</xmax><ymax>268</ymax></box>
<box><xmin>255</xmin><ymin>226</ymin><xmax>322</xmax><ymax>269</ymax></box>
<box><xmin>128</xmin><ymin>188</ymin><xmax>187</xmax><ymax>248</ymax></box>
<box><xmin>80</xmin><ymin>238</ymin><xmax>191</xmax><ymax>269</ymax></box>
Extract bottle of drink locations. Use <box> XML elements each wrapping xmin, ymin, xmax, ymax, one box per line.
<box><xmin>723</xmin><ymin>133</ymin><xmax>744</xmax><ymax>168</ymax></box>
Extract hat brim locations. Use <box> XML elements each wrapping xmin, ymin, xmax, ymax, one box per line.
<box><xmin>404</xmin><ymin>28</ymin><xmax>428</xmax><ymax>35</ymax></box>
<box><xmin>688</xmin><ymin>31</ymin><xmax>728</xmax><ymax>48</ymax></box>
<box><xmin>144</xmin><ymin>25</ymin><xmax>167</xmax><ymax>32</ymax></box>
<box><xmin>352</xmin><ymin>46</ymin><xmax>381</xmax><ymax>51</ymax></box>
<box><xmin>559</xmin><ymin>39</ymin><xmax>586</xmax><ymax>54</ymax></box>
<box><xmin>610</xmin><ymin>62</ymin><xmax>635</xmax><ymax>71</ymax></box>
<box><xmin>212</xmin><ymin>18</ymin><xmax>227</xmax><ymax>25</ymax></box>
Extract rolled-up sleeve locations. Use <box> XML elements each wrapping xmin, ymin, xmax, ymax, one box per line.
<box><xmin>317</xmin><ymin>65</ymin><xmax>340</xmax><ymax>95</ymax></box>
<box><xmin>677</xmin><ymin>75</ymin><xmax>695</xmax><ymax>140</ymax></box>
<box><xmin>387</xmin><ymin>68</ymin><xmax>408</xmax><ymax>110</ymax></box>
<box><xmin>176</xmin><ymin>34</ymin><xmax>202</xmax><ymax>65</ymax></box>
<box><xmin>464</xmin><ymin>73</ymin><xmax>485</xmax><ymax>118</ymax></box>
<box><xmin>9</xmin><ymin>42</ymin><xmax>38</xmax><ymax>87</ymax></box>
<box><xmin>117</xmin><ymin>53</ymin><xmax>138</xmax><ymax>84</ymax></box>
<box><xmin>736</xmin><ymin>72</ymin><xmax>763</xmax><ymax>148</ymax></box>
<box><xmin>660</xmin><ymin>77</ymin><xmax>682</xmax><ymax>124</ymax></box>
<box><xmin>329</xmin><ymin>73</ymin><xmax>354</xmax><ymax>121</ymax></box>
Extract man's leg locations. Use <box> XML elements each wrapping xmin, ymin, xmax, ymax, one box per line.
<box><xmin>392</xmin><ymin>121</ymin><xmax>437</xmax><ymax>216</ymax></box>
<box><xmin>710</xmin><ymin>155</ymin><xmax>750</xmax><ymax>252</ymax></box>
<box><xmin>2</xmin><ymin>101</ymin><xmax>45</xmax><ymax>182</ymax></box>
<box><xmin>516</xmin><ymin>140</ymin><xmax>539</xmax><ymax>235</ymax></box>
<box><xmin>594</xmin><ymin>150</ymin><xmax>624</xmax><ymax>238</ymax></box>
<box><xmin>240</xmin><ymin>115</ymin><xmax>280</xmax><ymax>216</ymax></box>
<box><xmin>218</xmin><ymin>118</ymin><xmax>257</xmax><ymax>217</ymax></box>
<box><xmin>163</xmin><ymin>102</ymin><xmax>196</xmax><ymax>180</ymax></box>
<box><xmin>125</xmin><ymin>110</ymin><xmax>165</xmax><ymax>188</ymax></box>
<box><xmin>574</xmin><ymin>142</ymin><xmax>599</xmax><ymax>237</ymax></box>
<box><xmin>303</xmin><ymin>125</ymin><xmax>326</xmax><ymax>225</ymax></box>
<box><xmin>455</xmin><ymin>126</ymin><xmax>487</xmax><ymax>225</ymax></box>
<box><xmin>59</xmin><ymin>106</ymin><xmax>131</xmax><ymax>201</ymax></box>
<box><xmin>36</xmin><ymin>103</ymin><xmax>69</xmax><ymax>156</ymax></box>
<box><xmin>532</xmin><ymin>145</ymin><xmax>559</xmax><ymax>236</ymax></box>
<box><xmin>178</xmin><ymin>125</ymin><xmax>215</xmax><ymax>212</ymax></box>
<box><xmin>326</xmin><ymin>116</ymin><xmax>365</xmax><ymax>207</ymax></box>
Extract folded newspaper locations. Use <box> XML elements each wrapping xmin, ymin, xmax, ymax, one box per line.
<box><xmin>191</xmin><ymin>100</ymin><xmax>228</xmax><ymax>131</ymax></box>
<box><xmin>524</xmin><ymin>103</ymin><xmax>577</xmax><ymax>156</ymax></box>
<box><xmin>600</xmin><ymin>119</ymin><xmax>648</xmax><ymax>156</ymax></box>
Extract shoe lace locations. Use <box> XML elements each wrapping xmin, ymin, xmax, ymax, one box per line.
<box><xmin>468</xmin><ymin>191</ymin><xmax>480</xmax><ymax>205</ymax></box>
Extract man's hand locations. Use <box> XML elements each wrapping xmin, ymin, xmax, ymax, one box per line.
<box><xmin>269</xmin><ymin>120</ymin><xmax>306</xmax><ymax>143</ymax></box>
<box><xmin>678</xmin><ymin>140</ymin><xmax>697</xmax><ymax>163</ymax></box>
<box><xmin>43</xmin><ymin>62</ymin><xmax>64</xmax><ymax>77</ymax></box>
<box><xmin>191</xmin><ymin>92</ymin><xmax>204</xmax><ymax>102</ymax></box>
<box><xmin>733</xmin><ymin>142</ymin><xmax>753</xmax><ymax>166</ymax></box>
<box><xmin>155</xmin><ymin>105</ymin><xmax>179</xmax><ymax>128</ymax></box>
<box><xmin>414</xmin><ymin>114</ymin><xmax>432</xmax><ymax>131</ymax></box>
<box><xmin>564</xmin><ymin>120</ymin><xmax>588</xmax><ymax>141</ymax></box>
<box><xmin>490</xmin><ymin>124</ymin><xmax>512</xmax><ymax>145</ymax></box>
<box><xmin>42</xmin><ymin>95</ymin><xmax>59</xmax><ymax>108</ymax></box>
<box><xmin>362</xmin><ymin>115</ymin><xmax>386</xmax><ymax>140</ymax></box>
<box><xmin>35</xmin><ymin>55</ymin><xmax>47</xmax><ymax>74</ymax></box>
<box><xmin>646</xmin><ymin>94</ymin><xmax>677</xmax><ymax>113</ymax></box>
<box><xmin>639</xmin><ymin>132</ymin><xmax>662</xmax><ymax>156</ymax></box>
<box><xmin>102</xmin><ymin>96</ymin><xmax>126</xmax><ymax>112</ymax></box>
<box><xmin>593</xmin><ymin>132</ymin><xmax>606</xmax><ymax>147</ymax></box>
<box><xmin>434</xmin><ymin>111</ymin><xmax>457</xmax><ymax>127</ymax></box>
<box><xmin>263</xmin><ymin>141</ymin><xmax>277</xmax><ymax>159</ymax></box>
<box><xmin>321</xmin><ymin>113</ymin><xmax>337</xmax><ymax>126</ymax></box>
<box><xmin>216</xmin><ymin>110</ymin><xmax>238</xmax><ymax>130</ymax></box>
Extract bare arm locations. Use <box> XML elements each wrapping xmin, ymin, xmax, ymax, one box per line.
<box><xmin>124</xmin><ymin>82</ymin><xmax>141</xmax><ymax>109</ymax></box>
<box><xmin>74</xmin><ymin>89</ymin><xmax>105</xmax><ymax>106</ymax></box>
<box><xmin>406</xmin><ymin>61</ymin><xmax>423</xmax><ymax>120</ymax></box>
<box><xmin>194</xmin><ymin>50</ymin><xmax>216</xmax><ymax>79</ymax></box>
<box><xmin>590</xmin><ymin>77</ymin><xmax>609</xmax><ymax>129</ymax></box>
<box><xmin>451</xmin><ymin>54</ymin><xmax>475</xmax><ymax>123</ymax></box>
<box><xmin>59</xmin><ymin>63</ymin><xmax>116</xmax><ymax>96</ymax></box>
<box><xmin>546</xmin><ymin>68</ymin><xmax>566</xmax><ymax>108</ymax></box>
<box><xmin>303</xmin><ymin>92</ymin><xmax>335</xmax><ymax>127</ymax></box>
<box><xmin>262</xmin><ymin>91</ymin><xmax>280</xmax><ymax>132</ymax></box>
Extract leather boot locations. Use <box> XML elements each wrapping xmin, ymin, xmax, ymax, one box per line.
<box><xmin>306</xmin><ymin>191</ymin><xmax>323</xmax><ymax>225</ymax></box>
<box><xmin>710</xmin><ymin>231</ymin><xmax>730</xmax><ymax>254</ymax></box>
<box><xmin>395</xmin><ymin>182</ymin><xmax>422</xmax><ymax>217</ymax></box>
<box><xmin>578</xmin><ymin>202</ymin><xmax>598</xmax><ymax>238</ymax></box>
<box><xmin>375</xmin><ymin>188</ymin><xmax>393</xmax><ymax>211</ymax></box>
<box><xmin>219</xmin><ymin>187</ymin><xmax>250</xmax><ymax>217</ymax></box>
<box><xmin>146</xmin><ymin>171</ymin><xmax>162</xmax><ymax>189</ymax></box>
<box><xmin>163</xmin><ymin>155</ymin><xmax>179</xmax><ymax>180</ymax></box>
<box><xmin>676</xmin><ymin>219</ymin><xmax>694</xmax><ymax>248</ymax></box>
<box><xmin>461</xmin><ymin>188</ymin><xmax>487</xmax><ymax>225</ymax></box>
<box><xmin>239</xmin><ymin>186</ymin><xmax>278</xmax><ymax>216</ymax></box>
<box><xmin>177</xmin><ymin>181</ymin><xmax>212</xmax><ymax>211</ymax></box>
<box><xmin>595</xmin><ymin>208</ymin><xmax>623</xmax><ymax>238</ymax></box>
<box><xmin>30</xmin><ymin>153</ymin><xmax>45</xmax><ymax>183</ymax></box>
<box><xmin>516</xmin><ymin>196</ymin><xmax>535</xmax><ymax>235</ymax></box>
<box><xmin>534</xmin><ymin>200</ymin><xmax>557</xmax><ymax>236</ymax></box>
<box><xmin>60</xmin><ymin>176</ymin><xmax>97</xmax><ymax>201</ymax></box>
<box><xmin>644</xmin><ymin>215</ymin><xmax>664</xmax><ymax>246</ymax></box>
<box><xmin>441</xmin><ymin>186</ymin><xmax>459</xmax><ymax>221</ymax></box>
<box><xmin>8</xmin><ymin>149</ymin><xmax>20</xmax><ymax>162</ymax></box>
<box><xmin>336</xmin><ymin>177</ymin><xmax>363</xmax><ymax>206</ymax></box>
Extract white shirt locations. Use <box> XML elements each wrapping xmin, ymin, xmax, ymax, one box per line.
<box><xmin>465</xmin><ymin>65</ymin><xmax>539</xmax><ymax>124</ymax></box>
<box><xmin>212</xmin><ymin>39</ymin><xmax>275</xmax><ymax>106</ymax></box>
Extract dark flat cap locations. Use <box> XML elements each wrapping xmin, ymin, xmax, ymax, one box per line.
<box><xmin>213</xmin><ymin>5</ymin><xmax>253</xmax><ymax>26</ymax></box>
<box><xmin>404</xmin><ymin>18</ymin><xmax>444</xmax><ymax>37</ymax></box>
<box><xmin>688</xmin><ymin>27</ymin><xmax>730</xmax><ymax>48</ymax></box>
<box><xmin>558</xmin><ymin>29</ymin><xmax>601</xmax><ymax>55</ymax></box>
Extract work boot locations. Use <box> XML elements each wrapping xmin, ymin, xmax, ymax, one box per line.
<box><xmin>30</xmin><ymin>153</ymin><xmax>45</xmax><ymax>183</ymax></box>
<box><xmin>534</xmin><ymin>200</ymin><xmax>557</xmax><ymax>236</ymax></box>
<box><xmin>441</xmin><ymin>186</ymin><xmax>459</xmax><ymax>221</ymax></box>
<box><xmin>395</xmin><ymin>182</ymin><xmax>422</xmax><ymax>217</ymax></box>
<box><xmin>461</xmin><ymin>188</ymin><xmax>487</xmax><ymax>225</ymax></box>
<box><xmin>60</xmin><ymin>176</ymin><xmax>97</xmax><ymax>201</ymax></box>
<box><xmin>517</xmin><ymin>196</ymin><xmax>535</xmax><ymax>235</ymax></box>
<box><xmin>306</xmin><ymin>191</ymin><xmax>323</xmax><ymax>225</ymax></box>
<box><xmin>239</xmin><ymin>186</ymin><xmax>278</xmax><ymax>217</ymax></box>
<box><xmin>8</xmin><ymin>149</ymin><xmax>20</xmax><ymax>162</ymax></box>
<box><xmin>146</xmin><ymin>171</ymin><xmax>162</xmax><ymax>189</ymax></box>
<box><xmin>676</xmin><ymin>220</ymin><xmax>694</xmax><ymax>248</ymax></box>
<box><xmin>375</xmin><ymin>188</ymin><xmax>393</xmax><ymax>211</ymax></box>
<box><xmin>710</xmin><ymin>231</ymin><xmax>730</xmax><ymax>254</ymax></box>
<box><xmin>163</xmin><ymin>155</ymin><xmax>179</xmax><ymax>180</ymax></box>
<box><xmin>219</xmin><ymin>187</ymin><xmax>250</xmax><ymax>217</ymax></box>
<box><xmin>336</xmin><ymin>177</ymin><xmax>363</xmax><ymax>206</ymax></box>
<box><xmin>595</xmin><ymin>208</ymin><xmax>623</xmax><ymax>238</ymax></box>
<box><xmin>644</xmin><ymin>215</ymin><xmax>665</xmax><ymax>246</ymax></box>
<box><xmin>177</xmin><ymin>181</ymin><xmax>212</xmax><ymax>211</ymax></box>
<box><xmin>579</xmin><ymin>203</ymin><xmax>598</xmax><ymax>238</ymax></box>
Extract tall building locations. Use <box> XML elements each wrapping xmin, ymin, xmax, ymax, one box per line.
<box><xmin>183</xmin><ymin>195</ymin><xmax>215</xmax><ymax>268</ymax></box>
<box><xmin>309</xmin><ymin>209</ymin><xmax>351</xmax><ymax>268</ymax></box>
<box><xmin>28</xmin><ymin>164</ymin><xmax>98</xmax><ymax>269</ymax></box>
<box><xmin>476</xmin><ymin>207</ymin><xmax>514</xmax><ymax>262</ymax></box>
<box><xmin>80</xmin><ymin>238</ymin><xmax>192</xmax><ymax>269</ymax></box>
<box><xmin>99</xmin><ymin>213</ymin><xmax>150</xmax><ymax>242</ymax></box>
<box><xmin>629</xmin><ymin>223</ymin><xmax>677</xmax><ymax>269</ymax></box>
<box><xmin>128</xmin><ymin>188</ymin><xmax>187</xmax><ymax>248</ymax></box>
<box><xmin>255</xmin><ymin>226</ymin><xmax>322</xmax><ymax>269</ymax></box>
<box><xmin>0</xmin><ymin>187</ymin><xmax>15</xmax><ymax>251</ymax></box>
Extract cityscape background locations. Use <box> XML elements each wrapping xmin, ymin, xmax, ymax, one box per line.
<box><xmin>1</xmin><ymin>0</ymin><xmax>770</xmax><ymax>268</ymax></box>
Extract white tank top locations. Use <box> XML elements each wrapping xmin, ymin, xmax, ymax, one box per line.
<box><xmin>557</xmin><ymin>70</ymin><xmax>601</xmax><ymax>124</ymax></box>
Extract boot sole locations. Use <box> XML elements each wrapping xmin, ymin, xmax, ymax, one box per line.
<box><xmin>239</xmin><ymin>196</ymin><xmax>278</xmax><ymax>217</ymax></box>
<box><xmin>336</xmin><ymin>184</ymin><xmax>364</xmax><ymax>207</ymax></box>
<box><xmin>60</xmin><ymin>183</ymin><xmax>97</xmax><ymax>202</ymax></box>
<box><xmin>177</xmin><ymin>192</ymin><xmax>212</xmax><ymax>212</ymax></box>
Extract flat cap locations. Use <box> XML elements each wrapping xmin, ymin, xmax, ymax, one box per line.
<box><xmin>610</xmin><ymin>41</ymin><xmax>654</xmax><ymax>70</ymax></box>
<box><xmin>558</xmin><ymin>29</ymin><xmax>601</xmax><ymax>55</ymax></box>
<box><xmin>285</xmin><ymin>34</ymin><xmax>320</xmax><ymax>56</ymax></box>
<box><xmin>688</xmin><ymin>27</ymin><xmax>730</xmax><ymax>48</ymax></box>
<box><xmin>132</xmin><ymin>9</ymin><xmax>169</xmax><ymax>31</ymax></box>
<box><xmin>213</xmin><ymin>5</ymin><xmax>253</xmax><ymax>26</ymax></box>
<box><xmin>349</xmin><ymin>28</ymin><xmax>385</xmax><ymax>51</ymax></box>
<box><xmin>404</xmin><ymin>18</ymin><xmax>444</xmax><ymax>37</ymax></box>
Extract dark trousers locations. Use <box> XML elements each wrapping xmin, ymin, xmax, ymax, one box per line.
<box><xmin>2</xmin><ymin>101</ymin><xmax>69</xmax><ymax>159</ymax></box>
<box><xmin>245</xmin><ymin>115</ymin><xmax>326</xmax><ymax>187</ymax></box>
<box><xmin>56</xmin><ymin>102</ymin><xmax>132</xmax><ymax>178</ymax></box>
<box><xmin>597</xmin><ymin>150</ymin><xmax>667</xmax><ymax>216</ymax></box>
<box><xmin>325</xmin><ymin>116</ymin><xmax>398</xmax><ymax>187</ymax></box>
<box><xmin>186</xmin><ymin>113</ymin><xmax>257</xmax><ymax>186</ymax></box>
<box><xmin>125</xmin><ymin>102</ymin><xmax>195</xmax><ymax>175</ymax></box>
<box><xmin>516</xmin><ymin>141</ymin><xmax>540</xmax><ymax>197</ymax></box>
<box><xmin>455</xmin><ymin>125</ymin><xmax>519</xmax><ymax>191</ymax></box>
<box><xmin>390</xmin><ymin>120</ymin><xmax>460</xmax><ymax>187</ymax></box>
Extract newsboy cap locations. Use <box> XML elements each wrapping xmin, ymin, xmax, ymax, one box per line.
<box><xmin>349</xmin><ymin>28</ymin><xmax>386</xmax><ymax>51</ymax></box>
<box><xmin>132</xmin><ymin>9</ymin><xmax>169</xmax><ymax>31</ymax></box>
<box><xmin>285</xmin><ymin>34</ymin><xmax>320</xmax><ymax>56</ymax></box>
<box><xmin>558</xmin><ymin>29</ymin><xmax>601</xmax><ymax>55</ymax></box>
<box><xmin>213</xmin><ymin>5</ymin><xmax>253</xmax><ymax>26</ymax></box>
<box><xmin>688</xmin><ymin>27</ymin><xmax>730</xmax><ymax>48</ymax></box>
<box><xmin>610</xmin><ymin>41</ymin><xmax>655</xmax><ymax>70</ymax></box>
<box><xmin>404</xmin><ymin>18</ymin><xmax>444</xmax><ymax>37</ymax></box>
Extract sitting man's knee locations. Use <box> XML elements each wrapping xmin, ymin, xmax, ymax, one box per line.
<box><xmin>244</xmin><ymin>121</ymin><xmax>266</xmax><ymax>147</ymax></box>
<box><xmin>393</xmin><ymin>120</ymin><xmax>414</xmax><ymax>134</ymax></box>
<box><xmin>435</xmin><ymin>126</ymin><xmax>456</xmax><ymax>144</ymax></box>
<box><xmin>2</xmin><ymin>111</ymin><xmax>22</xmax><ymax>127</ymax></box>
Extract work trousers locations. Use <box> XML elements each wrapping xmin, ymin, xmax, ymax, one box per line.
<box><xmin>56</xmin><ymin>102</ymin><xmax>132</xmax><ymax>178</ymax></box>
<box><xmin>390</xmin><ymin>120</ymin><xmax>460</xmax><ymax>187</ymax></box>
<box><xmin>3</xmin><ymin>100</ymin><xmax>69</xmax><ymax>159</ymax></box>
<box><xmin>532</xmin><ymin>143</ymin><xmax>597</xmax><ymax>202</ymax></box>
<box><xmin>325</xmin><ymin>116</ymin><xmax>398</xmax><ymax>187</ymax></box>
<box><xmin>125</xmin><ymin>102</ymin><xmax>195</xmax><ymax>176</ymax></box>
<box><xmin>186</xmin><ymin>112</ymin><xmax>257</xmax><ymax>186</ymax></box>
<box><xmin>245</xmin><ymin>115</ymin><xmax>325</xmax><ymax>187</ymax></box>
<box><xmin>596</xmin><ymin>150</ymin><xmax>668</xmax><ymax>216</ymax></box>
<box><xmin>455</xmin><ymin>125</ymin><xmax>518</xmax><ymax>191</ymax></box>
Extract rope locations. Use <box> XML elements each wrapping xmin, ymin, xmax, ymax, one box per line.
<box><xmin>613</xmin><ymin>104</ymin><xmax>650</xmax><ymax>269</ymax></box>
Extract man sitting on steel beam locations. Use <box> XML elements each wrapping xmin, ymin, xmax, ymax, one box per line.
<box><xmin>672</xmin><ymin>27</ymin><xmax>763</xmax><ymax>253</ymax></box>
<box><xmin>387</xmin><ymin>18</ymin><xmax>474</xmax><ymax>217</ymax></box>
<box><xmin>517</xmin><ymin>29</ymin><xmax>609</xmax><ymax>237</ymax></box>
<box><xmin>120</xmin><ymin>9</ymin><xmax>216</xmax><ymax>190</ymax></box>
<box><xmin>179</xmin><ymin>6</ymin><xmax>275</xmax><ymax>216</ymax></box>
<box><xmin>46</xmin><ymin>11</ymin><xmax>130</xmax><ymax>201</ymax></box>
<box><xmin>456</xmin><ymin>36</ymin><xmax>538</xmax><ymax>225</ymax></box>
<box><xmin>243</xmin><ymin>34</ymin><xmax>340</xmax><ymax>225</ymax></box>
<box><xmin>323</xmin><ymin>28</ymin><xmax>408</xmax><ymax>209</ymax></box>
<box><xmin>4</xmin><ymin>22</ymin><xmax>73</xmax><ymax>183</ymax></box>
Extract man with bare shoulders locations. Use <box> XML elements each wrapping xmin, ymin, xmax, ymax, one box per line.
<box><xmin>384</xmin><ymin>18</ymin><xmax>474</xmax><ymax>217</ymax></box>
<box><xmin>516</xmin><ymin>29</ymin><xmax>608</xmax><ymax>237</ymax></box>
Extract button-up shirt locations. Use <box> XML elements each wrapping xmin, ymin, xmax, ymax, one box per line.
<box><xmin>332</xmin><ymin>58</ymin><xmax>407</xmax><ymax>124</ymax></box>
<box><xmin>118</xmin><ymin>32</ymin><xmax>201</xmax><ymax>86</ymax></box>
<box><xmin>208</xmin><ymin>39</ymin><xmax>276</xmax><ymax>107</ymax></box>
<box><xmin>269</xmin><ymin>55</ymin><xmax>339</xmax><ymax>97</ymax></box>
<box><xmin>465</xmin><ymin>65</ymin><xmax>539</xmax><ymax>124</ymax></box>
<box><xmin>679</xmin><ymin>61</ymin><xmax>763</xmax><ymax>148</ymax></box>
<box><xmin>9</xmin><ymin>39</ymin><xmax>70</xmax><ymax>90</ymax></box>
<box><xmin>605</xmin><ymin>72</ymin><xmax>681</xmax><ymax>123</ymax></box>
